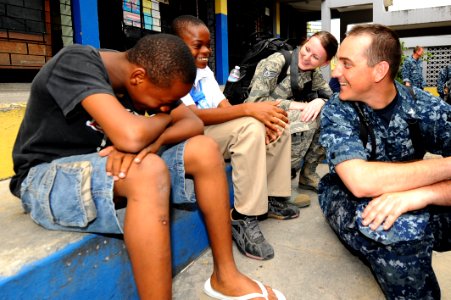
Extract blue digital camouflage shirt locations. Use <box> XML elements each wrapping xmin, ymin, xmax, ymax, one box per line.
<box><xmin>319</xmin><ymin>81</ymin><xmax>450</xmax><ymax>244</ymax></box>
<box><xmin>437</xmin><ymin>64</ymin><xmax>451</xmax><ymax>97</ymax></box>
<box><xmin>320</xmin><ymin>81</ymin><xmax>450</xmax><ymax>174</ymax></box>
<box><xmin>401</xmin><ymin>55</ymin><xmax>426</xmax><ymax>89</ymax></box>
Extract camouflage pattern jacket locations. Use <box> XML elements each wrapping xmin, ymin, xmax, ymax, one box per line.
<box><xmin>320</xmin><ymin>81</ymin><xmax>450</xmax><ymax>244</ymax></box>
<box><xmin>401</xmin><ymin>55</ymin><xmax>426</xmax><ymax>89</ymax></box>
<box><xmin>245</xmin><ymin>50</ymin><xmax>332</xmax><ymax>134</ymax></box>
<box><xmin>437</xmin><ymin>64</ymin><xmax>451</xmax><ymax>98</ymax></box>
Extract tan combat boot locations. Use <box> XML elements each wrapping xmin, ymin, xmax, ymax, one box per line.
<box><xmin>298</xmin><ymin>163</ymin><xmax>320</xmax><ymax>192</ymax></box>
<box><xmin>288</xmin><ymin>193</ymin><xmax>311</xmax><ymax>208</ymax></box>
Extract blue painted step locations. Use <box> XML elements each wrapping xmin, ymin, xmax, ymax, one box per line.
<box><xmin>0</xmin><ymin>164</ymin><xmax>233</xmax><ymax>299</ymax></box>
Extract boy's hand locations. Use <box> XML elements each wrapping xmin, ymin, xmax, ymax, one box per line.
<box><xmin>245</xmin><ymin>101</ymin><xmax>288</xmax><ymax>132</ymax></box>
<box><xmin>99</xmin><ymin>146</ymin><xmax>136</xmax><ymax>181</ymax></box>
<box><xmin>134</xmin><ymin>141</ymin><xmax>161</xmax><ymax>163</ymax></box>
<box><xmin>265</xmin><ymin>127</ymin><xmax>281</xmax><ymax>144</ymax></box>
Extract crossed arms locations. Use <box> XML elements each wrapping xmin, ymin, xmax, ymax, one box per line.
<box><xmin>336</xmin><ymin>157</ymin><xmax>451</xmax><ymax>230</ymax></box>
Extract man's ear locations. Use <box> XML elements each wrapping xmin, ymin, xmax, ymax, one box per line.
<box><xmin>373</xmin><ymin>61</ymin><xmax>390</xmax><ymax>83</ymax></box>
<box><xmin>130</xmin><ymin>67</ymin><xmax>146</xmax><ymax>85</ymax></box>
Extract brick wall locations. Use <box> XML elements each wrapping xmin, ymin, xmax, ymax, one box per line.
<box><xmin>0</xmin><ymin>0</ymin><xmax>52</xmax><ymax>69</ymax></box>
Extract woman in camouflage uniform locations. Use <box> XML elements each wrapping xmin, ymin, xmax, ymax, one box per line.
<box><xmin>245</xmin><ymin>31</ymin><xmax>338</xmax><ymax>201</ymax></box>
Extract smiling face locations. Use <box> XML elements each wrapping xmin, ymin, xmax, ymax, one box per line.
<box><xmin>178</xmin><ymin>24</ymin><xmax>211</xmax><ymax>69</ymax></box>
<box><xmin>332</xmin><ymin>34</ymin><xmax>375</xmax><ymax>102</ymax></box>
<box><xmin>298</xmin><ymin>36</ymin><xmax>329</xmax><ymax>71</ymax></box>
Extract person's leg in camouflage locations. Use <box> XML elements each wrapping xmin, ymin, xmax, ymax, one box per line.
<box><xmin>289</xmin><ymin>129</ymin><xmax>316</xmax><ymax>207</ymax></box>
<box><xmin>298</xmin><ymin>128</ymin><xmax>324</xmax><ymax>193</ymax></box>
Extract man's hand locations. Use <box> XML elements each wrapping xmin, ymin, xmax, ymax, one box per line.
<box><xmin>245</xmin><ymin>101</ymin><xmax>288</xmax><ymax>133</ymax></box>
<box><xmin>300</xmin><ymin>98</ymin><xmax>325</xmax><ymax>122</ymax></box>
<box><xmin>361</xmin><ymin>190</ymin><xmax>429</xmax><ymax>231</ymax></box>
<box><xmin>99</xmin><ymin>146</ymin><xmax>137</xmax><ymax>181</ymax></box>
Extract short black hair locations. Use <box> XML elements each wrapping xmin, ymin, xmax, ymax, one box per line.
<box><xmin>171</xmin><ymin>15</ymin><xmax>207</xmax><ymax>36</ymax></box>
<box><xmin>126</xmin><ymin>33</ymin><xmax>196</xmax><ymax>88</ymax></box>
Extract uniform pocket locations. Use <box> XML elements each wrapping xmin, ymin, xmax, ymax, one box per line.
<box><xmin>49</xmin><ymin>161</ymin><xmax>97</xmax><ymax>227</ymax></box>
<box><xmin>356</xmin><ymin>203</ymin><xmax>429</xmax><ymax>245</ymax></box>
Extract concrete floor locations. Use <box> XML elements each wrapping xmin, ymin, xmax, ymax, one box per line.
<box><xmin>1</xmin><ymin>83</ymin><xmax>450</xmax><ymax>299</ymax></box>
<box><xmin>172</xmin><ymin>164</ymin><xmax>451</xmax><ymax>300</ymax></box>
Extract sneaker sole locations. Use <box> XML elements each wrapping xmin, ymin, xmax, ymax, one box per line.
<box><xmin>231</xmin><ymin>236</ymin><xmax>274</xmax><ymax>260</ymax></box>
<box><xmin>267</xmin><ymin>212</ymin><xmax>299</xmax><ymax>220</ymax></box>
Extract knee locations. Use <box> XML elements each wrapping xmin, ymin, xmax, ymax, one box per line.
<box><xmin>241</xmin><ymin>117</ymin><xmax>265</xmax><ymax>138</ymax></box>
<box><xmin>185</xmin><ymin>135</ymin><xmax>224</xmax><ymax>169</ymax></box>
<box><xmin>130</xmin><ymin>153</ymin><xmax>170</xmax><ymax>185</ymax></box>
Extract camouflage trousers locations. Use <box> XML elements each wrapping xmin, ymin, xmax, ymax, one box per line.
<box><xmin>319</xmin><ymin>173</ymin><xmax>451</xmax><ymax>300</ymax></box>
<box><xmin>290</xmin><ymin>114</ymin><xmax>325</xmax><ymax>171</ymax></box>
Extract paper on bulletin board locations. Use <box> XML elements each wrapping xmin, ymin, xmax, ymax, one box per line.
<box><xmin>152</xmin><ymin>9</ymin><xmax>160</xmax><ymax>18</ymax></box>
<box><xmin>142</xmin><ymin>0</ymin><xmax>152</xmax><ymax>9</ymax></box>
<box><xmin>123</xmin><ymin>11</ymin><xmax>141</xmax><ymax>27</ymax></box>
<box><xmin>123</xmin><ymin>0</ymin><xmax>140</xmax><ymax>14</ymax></box>
<box><xmin>151</xmin><ymin>1</ymin><xmax>159</xmax><ymax>10</ymax></box>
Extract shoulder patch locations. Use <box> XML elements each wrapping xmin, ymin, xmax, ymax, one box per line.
<box><xmin>263</xmin><ymin>67</ymin><xmax>278</xmax><ymax>78</ymax></box>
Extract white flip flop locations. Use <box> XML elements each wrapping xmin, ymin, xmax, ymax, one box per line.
<box><xmin>203</xmin><ymin>277</ymin><xmax>286</xmax><ymax>300</ymax></box>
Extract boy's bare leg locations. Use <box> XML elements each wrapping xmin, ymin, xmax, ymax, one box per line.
<box><xmin>114</xmin><ymin>154</ymin><xmax>172</xmax><ymax>300</ymax></box>
<box><xmin>184</xmin><ymin>135</ymin><xmax>278</xmax><ymax>299</ymax></box>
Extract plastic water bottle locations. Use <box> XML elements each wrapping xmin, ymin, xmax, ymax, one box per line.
<box><xmin>227</xmin><ymin>66</ymin><xmax>240</xmax><ymax>82</ymax></box>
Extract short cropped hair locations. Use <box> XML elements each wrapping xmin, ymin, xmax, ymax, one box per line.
<box><xmin>126</xmin><ymin>33</ymin><xmax>196</xmax><ymax>88</ymax></box>
<box><xmin>346</xmin><ymin>24</ymin><xmax>401</xmax><ymax>80</ymax></box>
<box><xmin>171</xmin><ymin>15</ymin><xmax>207</xmax><ymax>36</ymax></box>
<box><xmin>308</xmin><ymin>31</ymin><xmax>338</xmax><ymax>61</ymax></box>
<box><xmin>414</xmin><ymin>46</ymin><xmax>423</xmax><ymax>54</ymax></box>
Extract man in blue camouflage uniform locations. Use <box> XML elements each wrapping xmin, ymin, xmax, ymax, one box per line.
<box><xmin>437</xmin><ymin>63</ymin><xmax>451</xmax><ymax>102</ymax></box>
<box><xmin>401</xmin><ymin>45</ymin><xmax>426</xmax><ymax>89</ymax></box>
<box><xmin>319</xmin><ymin>24</ymin><xmax>451</xmax><ymax>300</ymax></box>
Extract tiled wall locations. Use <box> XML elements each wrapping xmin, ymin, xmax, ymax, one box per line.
<box><xmin>59</xmin><ymin>0</ymin><xmax>73</xmax><ymax>47</ymax></box>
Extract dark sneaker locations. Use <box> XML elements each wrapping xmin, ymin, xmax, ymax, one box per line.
<box><xmin>231</xmin><ymin>212</ymin><xmax>274</xmax><ymax>260</ymax></box>
<box><xmin>268</xmin><ymin>197</ymin><xmax>300</xmax><ymax>220</ymax></box>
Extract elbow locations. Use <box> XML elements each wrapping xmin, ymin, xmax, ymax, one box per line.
<box><xmin>345</xmin><ymin>178</ymin><xmax>378</xmax><ymax>198</ymax></box>
<box><xmin>192</xmin><ymin>117</ymin><xmax>204</xmax><ymax>135</ymax></box>
<box><xmin>111</xmin><ymin>128</ymin><xmax>150</xmax><ymax>153</ymax></box>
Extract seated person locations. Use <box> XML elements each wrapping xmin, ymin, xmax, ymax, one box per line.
<box><xmin>245</xmin><ymin>31</ymin><xmax>338</xmax><ymax>197</ymax></box>
<box><xmin>172</xmin><ymin>15</ymin><xmax>298</xmax><ymax>262</ymax></box>
<box><xmin>10</xmin><ymin>34</ymin><xmax>285</xmax><ymax>300</ymax></box>
<box><xmin>319</xmin><ymin>24</ymin><xmax>451</xmax><ymax>299</ymax></box>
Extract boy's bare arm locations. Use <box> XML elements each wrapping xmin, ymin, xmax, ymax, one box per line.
<box><xmin>335</xmin><ymin>157</ymin><xmax>451</xmax><ymax>198</ymax></box>
<box><xmin>148</xmin><ymin>103</ymin><xmax>204</xmax><ymax>150</ymax></box>
<box><xmin>188</xmin><ymin>100</ymin><xmax>287</xmax><ymax>132</ymax></box>
<box><xmin>81</xmin><ymin>93</ymin><xmax>172</xmax><ymax>153</ymax></box>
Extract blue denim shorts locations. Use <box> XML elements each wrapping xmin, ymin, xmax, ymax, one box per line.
<box><xmin>20</xmin><ymin>142</ymin><xmax>196</xmax><ymax>234</ymax></box>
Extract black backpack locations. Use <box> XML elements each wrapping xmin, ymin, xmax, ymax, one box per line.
<box><xmin>223</xmin><ymin>33</ymin><xmax>294</xmax><ymax>105</ymax></box>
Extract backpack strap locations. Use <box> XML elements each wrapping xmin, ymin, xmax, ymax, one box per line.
<box><xmin>289</xmin><ymin>47</ymin><xmax>302</xmax><ymax>100</ymax></box>
<box><xmin>278</xmin><ymin>49</ymin><xmax>291</xmax><ymax>84</ymax></box>
<box><xmin>353</xmin><ymin>102</ymin><xmax>377</xmax><ymax>161</ymax></box>
<box><xmin>402</xmin><ymin>85</ymin><xmax>426</xmax><ymax>159</ymax></box>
